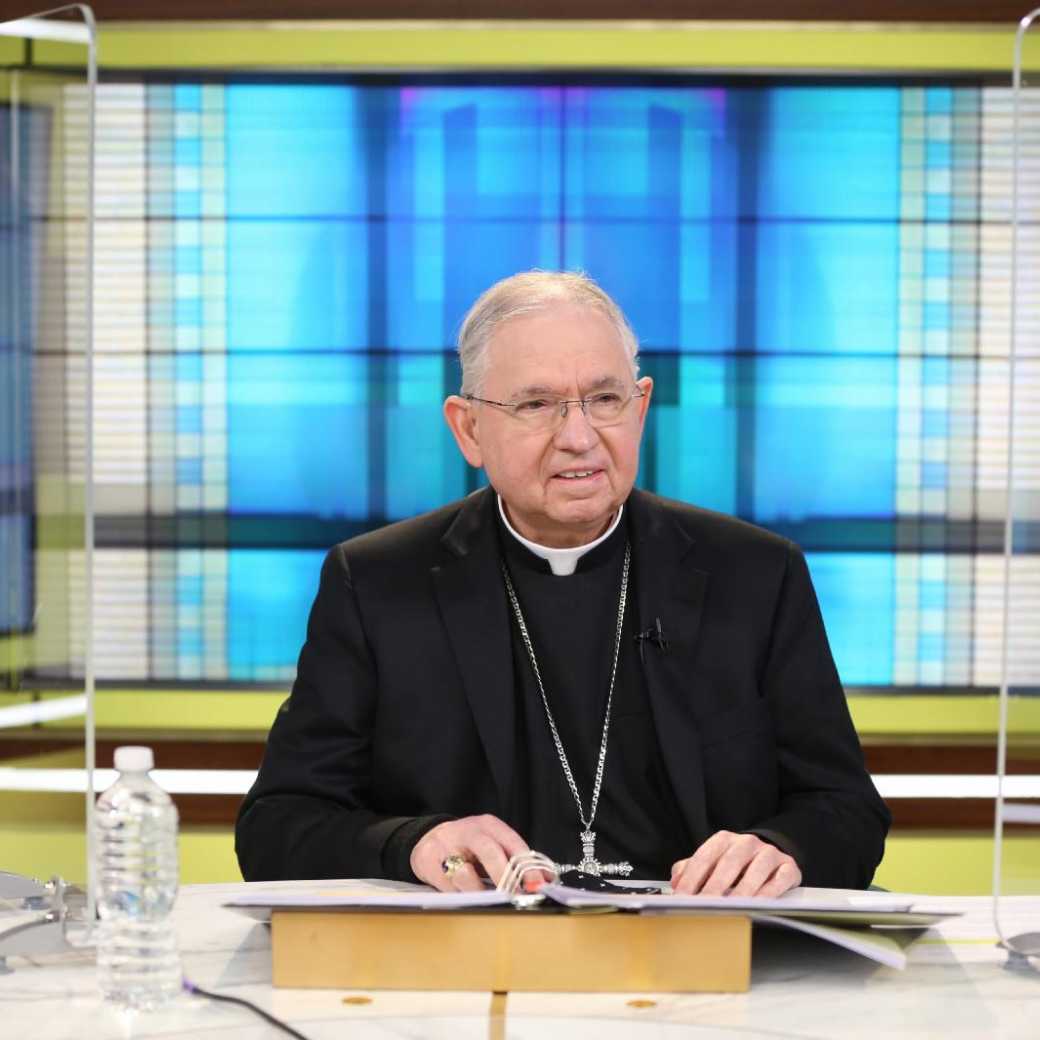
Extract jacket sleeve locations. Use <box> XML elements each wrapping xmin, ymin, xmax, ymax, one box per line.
<box><xmin>748</xmin><ymin>543</ymin><xmax>891</xmax><ymax>889</ymax></box>
<box><xmin>235</xmin><ymin>544</ymin><xmax>451</xmax><ymax>882</ymax></box>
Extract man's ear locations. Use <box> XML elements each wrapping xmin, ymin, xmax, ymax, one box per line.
<box><xmin>635</xmin><ymin>376</ymin><xmax>653</xmax><ymax>431</ymax></box>
<box><xmin>443</xmin><ymin>395</ymin><xmax>484</xmax><ymax>468</ymax></box>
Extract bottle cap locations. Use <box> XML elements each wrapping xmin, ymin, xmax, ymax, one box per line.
<box><xmin>113</xmin><ymin>745</ymin><xmax>155</xmax><ymax>772</ymax></box>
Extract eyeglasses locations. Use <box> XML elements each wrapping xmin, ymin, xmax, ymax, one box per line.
<box><xmin>463</xmin><ymin>387</ymin><xmax>646</xmax><ymax>432</ymax></box>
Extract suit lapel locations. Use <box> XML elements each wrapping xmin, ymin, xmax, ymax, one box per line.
<box><xmin>628</xmin><ymin>489</ymin><xmax>711</xmax><ymax>846</ymax></box>
<box><xmin>431</xmin><ymin>488</ymin><xmax>515</xmax><ymax>814</ymax></box>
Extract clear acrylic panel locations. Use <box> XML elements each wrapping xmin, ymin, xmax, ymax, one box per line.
<box><xmin>994</xmin><ymin>8</ymin><xmax>1040</xmax><ymax>967</ymax></box>
<box><xmin>0</xmin><ymin>6</ymin><xmax>97</xmax><ymax>944</ymax></box>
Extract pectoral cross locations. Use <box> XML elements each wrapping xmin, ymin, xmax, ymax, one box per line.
<box><xmin>557</xmin><ymin>829</ymin><xmax>633</xmax><ymax>878</ymax></box>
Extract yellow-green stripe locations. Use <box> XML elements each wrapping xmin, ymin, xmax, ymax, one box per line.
<box><xmin>2</xmin><ymin>689</ymin><xmax>1039</xmax><ymax>737</ymax></box>
<box><xmin>16</xmin><ymin>21</ymin><xmax>1028</xmax><ymax>74</ymax></box>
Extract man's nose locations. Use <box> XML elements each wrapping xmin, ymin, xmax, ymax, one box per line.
<box><xmin>553</xmin><ymin>400</ymin><xmax>599</xmax><ymax>451</ymax></box>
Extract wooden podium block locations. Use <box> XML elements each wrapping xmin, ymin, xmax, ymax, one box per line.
<box><xmin>271</xmin><ymin>910</ymin><xmax>751</xmax><ymax>992</ymax></box>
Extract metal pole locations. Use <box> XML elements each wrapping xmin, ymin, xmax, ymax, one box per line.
<box><xmin>992</xmin><ymin>5</ymin><xmax>1040</xmax><ymax>951</ymax></box>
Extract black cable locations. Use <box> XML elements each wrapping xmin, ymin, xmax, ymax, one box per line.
<box><xmin>183</xmin><ymin>978</ymin><xmax>313</xmax><ymax>1040</ymax></box>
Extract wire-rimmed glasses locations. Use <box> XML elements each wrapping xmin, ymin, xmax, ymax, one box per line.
<box><xmin>463</xmin><ymin>387</ymin><xmax>646</xmax><ymax>432</ymax></box>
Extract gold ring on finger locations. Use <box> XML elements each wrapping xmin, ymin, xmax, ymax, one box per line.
<box><xmin>441</xmin><ymin>854</ymin><xmax>467</xmax><ymax>878</ymax></box>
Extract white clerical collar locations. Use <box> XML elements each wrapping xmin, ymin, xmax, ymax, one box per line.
<box><xmin>497</xmin><ymin>494</ymin><xmax>624</xmax><ymax>577</ymax></box>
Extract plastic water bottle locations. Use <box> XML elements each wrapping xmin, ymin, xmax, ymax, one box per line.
<box><xmin>95</xmin><ymin>745</ymin><xmax>182</xmax><ymax>1009</ymax></box>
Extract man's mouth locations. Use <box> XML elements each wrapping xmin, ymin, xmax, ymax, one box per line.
<box><xmin>554</xmin><ymin>469</ymin><xmax>601</xmax><ymax>481</ymax></box>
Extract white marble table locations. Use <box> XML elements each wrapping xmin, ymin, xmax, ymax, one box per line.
<box><xmin>2</xmin><ymin>882</ymin><xmax>1039</xmax><ymax>1039</ymax></box>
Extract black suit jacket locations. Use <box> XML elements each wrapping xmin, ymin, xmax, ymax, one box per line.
<box><xmin>236</xmin><ymin>487</ymin><xmax>889</xmax><ymax>887</ymax></box>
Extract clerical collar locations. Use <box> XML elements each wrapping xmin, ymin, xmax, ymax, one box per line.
<box><xmin>496</xmin><ymin>495</ymin><xmax>624</xmax><ymax>577</ymax></box>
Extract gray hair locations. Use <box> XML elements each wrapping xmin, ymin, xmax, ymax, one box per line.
<box><xmin>456</xmin><ymin>270</ymin><xmax>639</xmax><ymax>396</ymax></box>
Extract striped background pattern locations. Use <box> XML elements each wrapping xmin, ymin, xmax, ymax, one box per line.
<box><xmin>2</xmin><ymin>77</ymin><xmax>1037</xmax><ymax>690</ymax></box>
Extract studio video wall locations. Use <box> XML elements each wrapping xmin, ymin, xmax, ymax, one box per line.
<box><xmin>4</xmin><ymin>76</ymin><xmax>1032</xmax><ymax>690</ymax></box>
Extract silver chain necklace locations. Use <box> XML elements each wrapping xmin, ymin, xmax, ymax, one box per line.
<box><xmin>500</xmin><ymin>543</ymin><xmax>634</xmax><ymax>878</ymax></box>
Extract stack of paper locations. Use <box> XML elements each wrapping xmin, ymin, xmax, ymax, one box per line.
<box><xmin>225</xmin><ymin>881</ymin><xmax>961</xmax><ymax>970</ymax></box>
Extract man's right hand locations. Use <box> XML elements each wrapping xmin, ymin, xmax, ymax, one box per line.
<box><xmin>410</xmin><ymin>814</ymin><xmax>538</xmax><ymax>891</ymax></box>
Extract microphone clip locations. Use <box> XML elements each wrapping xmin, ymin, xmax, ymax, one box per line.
<box><xmin>635</xmin><ymin>616</ymin><xmax>669</xmax><ymax>664</ymax></box>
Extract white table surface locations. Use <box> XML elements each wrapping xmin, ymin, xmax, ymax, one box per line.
<box><xmin>2</xmin><ymin>880</ymin><xmax>1039</xmax><ymax>1039</ymax></box>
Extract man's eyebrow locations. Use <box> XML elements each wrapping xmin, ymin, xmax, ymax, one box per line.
<box><xmin>583</xmin><ymin>375</ymin><xmax>628</xmax><ymax>392</ymax></box>
<box><xmin>507</xmin><ymin>375</ymin><xmax>628</xmax><ymax>400</ymax></box>
<box><xmin>509</xmin><ymin>383</ymin><xmax>562</xmax><ymax>399</ymax></box>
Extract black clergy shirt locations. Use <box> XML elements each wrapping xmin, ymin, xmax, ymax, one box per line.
<box><xmin>498</xmin><ymin>509</ymin><xmax>691</xmax><ymax>879</ymax></box>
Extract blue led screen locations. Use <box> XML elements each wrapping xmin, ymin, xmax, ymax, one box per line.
<box><xmin>9</xmin><ymin>77</ymin><xmax>1003</xmax><ymax>689</ymax></box>
<box><xmin>0</xmin><ymin>103</ymin><xmax>40</xmax><ymax>640</ymax></box>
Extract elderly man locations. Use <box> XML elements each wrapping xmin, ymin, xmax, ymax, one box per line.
<box><xmin>236</xmin><ymin>271</ymin><xmax>889</xmax><ymax>896</ymax></box>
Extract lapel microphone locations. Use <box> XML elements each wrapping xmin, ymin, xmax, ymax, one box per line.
<box><xmin>635</xmin><ymin>616</ymin><xmax>669</xmax><ymax>664</ymax></box>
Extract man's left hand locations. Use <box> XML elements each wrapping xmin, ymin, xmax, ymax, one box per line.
<box><xmin>670</xmin><ymin>830</ymin><xmax>801</xmax><ymax>898</ymax></box>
